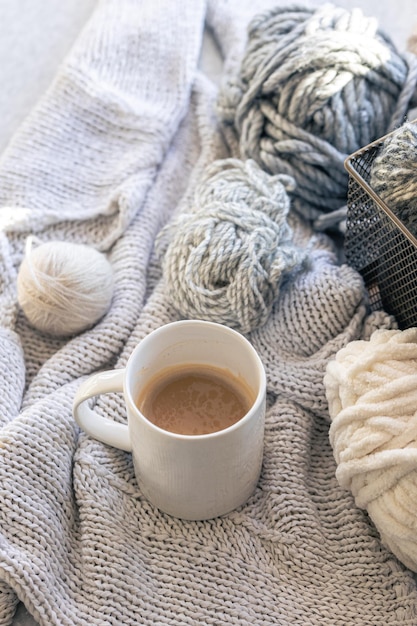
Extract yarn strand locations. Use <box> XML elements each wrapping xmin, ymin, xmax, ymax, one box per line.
<box><xmin>218</xmin><ymin>3</ymin><xmax>417</xmax><ymax>220</ymax></box>
<box><xmin>157</xmin><ymin>158</ymin><xmax>305</xmax><ymax>333</ymax></box>
<box><xmin>325</xmin><ymin>328</ymin><xmax>417</xmax><ymax>572</ymax></box>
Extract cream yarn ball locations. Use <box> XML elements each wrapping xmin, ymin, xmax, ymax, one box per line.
<box><xmin>17</xmin><ymin>238</ymin><xmax>114</xmax><ymax>337</ymax></box>
<box><xmin>325</xmin><ymin>328</ymin><xmax>417</xmax><ymax>572</ymax></box>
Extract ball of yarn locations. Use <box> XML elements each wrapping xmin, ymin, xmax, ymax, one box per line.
<box><xmin>157</xmin><ymin>158</ymin><xmax>305</xmax><ymax>333</ymax></box>
<box><xmin>370</xmin><ymin>121</ymin><xmax>417</xmax><ymax>236</ymax></box>
<box><xmin>218</xmin><ymin>4</ymin><xmax>417</xmax><ymax>219</ymax></box>
<box><xmin>325</xmin><ymin>328</ymin><xmax>417</xmax><ymax>572</ymax></box>
<box><xmin>17</xmin><ymin>238</ymin><xmax>114</xmax><ymax>337</ymax></box>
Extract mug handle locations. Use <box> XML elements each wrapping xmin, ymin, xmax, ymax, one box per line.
<box><xmin>73</xmin><ymin>369</ymin><xmax>132</xmax><ymax>452</ymax></box>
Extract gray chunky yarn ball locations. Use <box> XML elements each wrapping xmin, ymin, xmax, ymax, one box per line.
<box><xmin>157</xmin><ymin>159</ymin><xmax>306</xmax><ymax>333</ymax></box>
<box><xmin>370</xmin><ymin>121</ymin><xmax>417</xmax><ymax>236</ymax></box>
<box><xmin>218</xmin><ymin>4</ymin><xmax>417</xmax><ymax>220</ymax></box>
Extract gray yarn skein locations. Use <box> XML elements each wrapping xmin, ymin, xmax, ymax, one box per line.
<box><xmin>218</xmin><ymin>4</ymin><xmax>417</xmax><ymax>221</ymax></box>
<box><xmin>370</xmin><ymin>121</ymin><xmax>417</xmax><ymax>236</ymax></box>
<box><xmin>157</xmin><ymin>159</ymin><xmax>306</xmax><ymax>333</ymax></box>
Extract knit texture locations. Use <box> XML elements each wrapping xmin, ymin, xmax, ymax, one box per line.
<box><xmin>1</xmin><ymin>1</ymin><xmax>417</xmax><ymax>625</ymax></box>
<box><xmin>217</xmin><ymin>3</ymin><xmax>417</xmax><ymax>221</ymax></box>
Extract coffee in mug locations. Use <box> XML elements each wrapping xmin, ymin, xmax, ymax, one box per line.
<box><xmin>73</xmin><ymin>320</ymin><xmax>266</xmax><ymax>520</ymax></box>
<box><xmin>136</xmin><ymin>363</ymin><xmax>255</xmax><ymax>436</ymax></box>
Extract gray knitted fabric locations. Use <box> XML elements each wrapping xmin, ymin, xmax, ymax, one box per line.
<box><xmin>1</xmin><ymin>1</ymin><xmax>417</xmax><ymax>625</ymax></box>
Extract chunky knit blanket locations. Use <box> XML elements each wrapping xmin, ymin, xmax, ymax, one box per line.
<box><xmin>1</xmin><ymin>1</ymin><xmax>417</xmax><ymax>625</ymax></box>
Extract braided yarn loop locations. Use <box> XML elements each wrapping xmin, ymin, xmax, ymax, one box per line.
<box><xmin>325</xmin><ymin>328</ymin><xmax>417</xmax><ymax>572</ymax></box>
<box><xmin>370</xmin><ymin>121</ymin><xmax>417</xmax><ymax>236</ymax></box>
<box><xmin>218</xmin><ymin>4</ymin><xmax>417</xmax><ymax>219</ymax></box>
<box><xmin>158</xmin><ymin>159</ymin><xmax>305</xmax><ymax>333</ymax></box>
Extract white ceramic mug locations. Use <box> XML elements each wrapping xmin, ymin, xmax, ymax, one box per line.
<box><xmin>73</xmin><ymin>320</ymin><xmax>266</xmax><ymax>520</ymax></box>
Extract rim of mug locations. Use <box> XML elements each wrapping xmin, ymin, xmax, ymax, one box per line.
<box><xmin>123</xmin><ymin>319</ymin><xmax>266</xmax><ymax>440</ymax></box>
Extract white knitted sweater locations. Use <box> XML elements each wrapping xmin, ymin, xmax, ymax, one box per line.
<box><xmin>1</xmin><ymin>1</ymin><xmax>417</xmax><ymax>625</ymax></box>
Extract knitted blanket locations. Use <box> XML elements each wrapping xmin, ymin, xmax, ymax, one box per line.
<box><xmin>1</xmin><ymin>1</ymin><xmax>417</xmax><ymax>625</ymax></box>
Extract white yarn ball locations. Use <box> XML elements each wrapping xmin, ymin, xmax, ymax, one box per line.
<box><xmin>325</xmin><ymin>328</ymin><xmax>417</xmax><ymax>572</ymax></box>
<box><xmin>17</xmin><ymin>239</ymin><xmax>114</xmax><ymax>337</ymax></box>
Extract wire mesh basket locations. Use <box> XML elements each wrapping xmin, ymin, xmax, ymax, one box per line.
<box><xmin>344</xmin><ymin>127</ymin><xmax>417</xmax><ymax>329</ymax></box>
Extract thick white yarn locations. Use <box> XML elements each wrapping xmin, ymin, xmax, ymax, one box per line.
<box><xmin>158</xmin><ymin>158</ymin><xmax>305</xmax><ymax>333</ymax></box>
<box><xmin>17</xmin><ymin>238</ymin><xmax>114</xmax><ymax>337</ymax></box>
<box><xmin>325</xmin><ymin>328</ymin><xmax>417</xmax><ymax>572</ymax></box>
